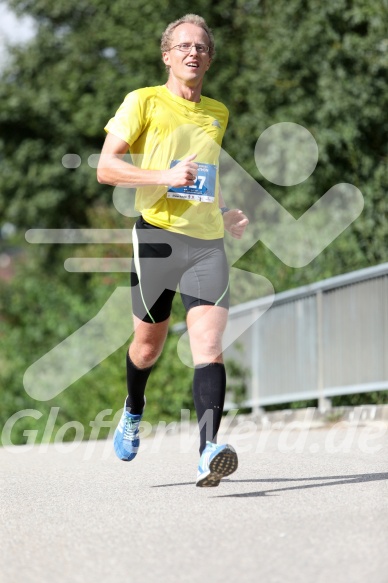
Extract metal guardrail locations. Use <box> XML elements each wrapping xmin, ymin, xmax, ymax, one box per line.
<box><xmin>223</xmin><ymin>263</ymin><xmax>388</xmax><ymax>411</ymax></box>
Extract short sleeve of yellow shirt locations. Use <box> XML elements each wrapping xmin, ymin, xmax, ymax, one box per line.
<box><xmin>104</xmin><ymin>85</ymin><xmax>229</xmax><ymax>240</ymax></box>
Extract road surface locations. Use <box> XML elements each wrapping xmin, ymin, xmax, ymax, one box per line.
<box><xmin>1</xmin><ymin>419</ymin><xmax>387</xmax><ymax>583</ymax></box>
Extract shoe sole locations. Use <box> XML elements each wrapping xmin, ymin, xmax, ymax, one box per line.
<box><xmin>196</xmin><ymin>446</ymin><xmax>238</xmax><ymax>488</ymax></box>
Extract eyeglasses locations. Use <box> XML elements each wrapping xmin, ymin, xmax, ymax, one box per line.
<box><xmin>168</xmin><ymin>43</ymin><xmax>210</xmax><ymax>54</ymax></box>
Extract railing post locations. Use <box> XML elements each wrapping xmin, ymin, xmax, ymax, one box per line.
<box><xmin>251</xmin><ymin>308</ymin><xmax>261</xmax><ymax>414</ymax></box>
<box><xmin>316</xmin><ymin>289</ymin><xmax>330</xmax><ymax>412</ymax></box>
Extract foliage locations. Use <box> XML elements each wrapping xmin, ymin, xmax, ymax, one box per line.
<box><xmin>1</xmin><ymin>0</ymin><xmax>387</xmax><ymax>444</ymax></box>
<box><xmin>331</xmin><ymin>391</ymin><xmax>388</xmax><ymax>407</ymax></box>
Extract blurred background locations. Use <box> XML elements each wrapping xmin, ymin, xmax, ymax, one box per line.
<box><xmin>0</xmin><ymin>0</ymin><xmax>387</xmax><ymax>444</ymax></box>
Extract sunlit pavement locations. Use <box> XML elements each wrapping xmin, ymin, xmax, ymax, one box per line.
<box><xmin>1</xmin><ymin>422</ymin><xmax>387</xmax><ymax>583</ymax></box>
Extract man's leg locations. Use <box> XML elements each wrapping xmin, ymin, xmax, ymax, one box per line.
<box><xmin>114</xmin><ymin>316</ymin><xmax>170</xmax><ymax>462</ymax></box>
<box><xmin>125</xmin><ymin>316</ymin><xmax>170</xmax><ymax>414</ymax></box>
<box><xmin>187</xmin><ymin>304</ymin><xmax>238</xmax><ymax>486</ymax></box>
<box><xmin>114</xmin><ymin>217</ymin><xmax>178</xmax><ymax>460</ymax></box>
<box><xmin>186</xmin><ymin>305</ymin><xmax>228</xmax><ymax>454</ymax></box>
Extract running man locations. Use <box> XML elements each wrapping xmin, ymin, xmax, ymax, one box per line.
<box><xmin>97</xmin><ymin>14</ymin><xmax>248</xmax><ymax>487</ymax></box>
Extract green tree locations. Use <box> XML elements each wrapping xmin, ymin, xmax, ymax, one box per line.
<box><xmin>224</xmin><ymin>0</ymin><xmax>388</xmax><ymax>291</ymax></box>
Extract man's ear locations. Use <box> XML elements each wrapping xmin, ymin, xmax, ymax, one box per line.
<box><xmin>162</xmin><ymin>51</ymin><xmax>170</xmax><ymax>67</ymax></box>
<box><xmin>206</xmin><ymin>58</ymin><xmax>212</xmax><ymax>70</ymax></box>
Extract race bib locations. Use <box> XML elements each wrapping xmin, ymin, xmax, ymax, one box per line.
<box><xmin>167</xmin><ymin>161</ymin><xmax>217</xmax><ymax>203</ymax></box>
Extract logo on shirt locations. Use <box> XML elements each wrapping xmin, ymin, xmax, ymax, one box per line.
<box><xmin>212</xmin><ymin>120</ymin><xmax>222</xmax><ymax>128</ymax></box>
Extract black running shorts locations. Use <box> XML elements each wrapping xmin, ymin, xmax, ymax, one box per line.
<box><xmin>130</xmin><ymin>216</ymin><xmax>230</xmax><ymax>323</ymax></box>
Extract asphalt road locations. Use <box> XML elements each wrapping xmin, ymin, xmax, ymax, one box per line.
<box><xmin>1</xmin><ymin>420</ymin><xmax>387</xmax><ymax>583</ymax></box>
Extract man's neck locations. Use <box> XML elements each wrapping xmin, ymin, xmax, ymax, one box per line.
<box><xmin>165</xmin><ymin>78</ymin><xmax>203</xmax><ymax>103</ymax></box>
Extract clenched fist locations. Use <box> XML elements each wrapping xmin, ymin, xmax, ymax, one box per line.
<box><xmin>162</xmin><ymin>154</ymin><xmax>199</xmax><ymax>188</ymax></box>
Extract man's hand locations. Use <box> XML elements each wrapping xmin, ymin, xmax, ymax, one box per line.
<box><xmin>162</xmin><ymin>154</ymin><xmax>198</xmax><ymax>187</ymax></box>
<box><xmin>223</xmin><ymin>209</ymin><xmax>249</xmax><ymax>239</ymax></box>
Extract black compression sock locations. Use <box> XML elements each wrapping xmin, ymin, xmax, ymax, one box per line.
<box><xmin>125</xmin><ymin>352</ymin><xmax>153</xmax><ymax>414</ymax></box>
<box><xmin>192</xmin><ymin>363</ymin><xmax>226</xmax><ymax>455</ymax></box>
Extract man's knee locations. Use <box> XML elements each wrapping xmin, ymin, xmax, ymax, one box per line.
<box><xmin>130</xmin><ymin>317</ymin><xmax>169</xmax><ymax>367</ymax></box>
<box><xmin>129</xmin><ymin>340</ymin><xmax>163</xmax><ymax>368</ymax></box>
<box><xmin>203</xmin><ymin>330</ymin><xmax>223</xmax><ymax>353</ymax></box>
<box><xmin>190</xmin><ymin>329</ymin><xmax>224</xmax><ymax>363</ymax></box>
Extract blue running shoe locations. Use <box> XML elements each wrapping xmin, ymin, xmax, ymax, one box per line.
<box><xmin>196</xmin><ymin>441</ymin><xmax>238</xmax><ymax>487</ymax></box>
<box><xmin>113</xmin><ymin>401</ymin><xmax>144</xmax><ymax>462</ymax></box>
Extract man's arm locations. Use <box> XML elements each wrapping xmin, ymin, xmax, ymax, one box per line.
<box><xmin>97</xmin><ymin>133</ymin><xmax>199</xmax><ymax>189</ymax></box>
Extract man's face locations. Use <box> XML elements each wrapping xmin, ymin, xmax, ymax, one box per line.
<box><xmin>162</xmin><ymin>23</ymin><xmax>211</xmax><ymax>86</ymax></box>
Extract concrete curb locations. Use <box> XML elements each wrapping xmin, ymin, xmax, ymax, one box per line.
<box><xmin>238</xmin><ymin>404</ymin><xmax>388</xmax><ymax>429</ymax></box>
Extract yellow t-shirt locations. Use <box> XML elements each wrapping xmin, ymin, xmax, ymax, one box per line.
<box><xmin>104</xmin><ymin>85</ymin><xmax>229</xmax><ymax>239</ymax></box>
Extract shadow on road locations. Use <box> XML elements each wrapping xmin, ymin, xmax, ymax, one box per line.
<box><xmin>152</xmin><ymin>472</ymin><xmax>388</xmax><ymax>497</ymax></box>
